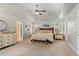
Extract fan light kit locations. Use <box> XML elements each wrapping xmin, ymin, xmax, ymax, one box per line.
<box><xmin>35</xmin><ymin>4</ymin><xmax>46</xmax><ymax>15</ymax></box>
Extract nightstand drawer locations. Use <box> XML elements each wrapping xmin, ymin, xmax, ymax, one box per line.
<box><xmin>55</xmin><ymin>34</ymin><xmax>64</xmax><ymax>40</ymax></box>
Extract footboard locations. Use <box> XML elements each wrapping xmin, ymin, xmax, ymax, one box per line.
<box><xmin>31</xmin><ymin>33</ymin><xmax>54</xmax><ymax>43</ymax></box>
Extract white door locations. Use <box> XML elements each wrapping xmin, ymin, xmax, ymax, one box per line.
<box><xmin>16</xmin><ymin>20</ymin><xmax>23</xmax><ymax>42</ymax></box>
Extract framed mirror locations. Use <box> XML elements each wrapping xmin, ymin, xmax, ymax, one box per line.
<box><xmin>0</xmin><ymin>20</ymin><xmax>6</xmax><ymax>31</ymax></box>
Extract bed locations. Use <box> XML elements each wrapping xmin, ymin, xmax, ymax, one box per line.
<box><xmin>31</xmin><ymin>27</ymin><xmax>54</xmax><ymax>44</ymax></box>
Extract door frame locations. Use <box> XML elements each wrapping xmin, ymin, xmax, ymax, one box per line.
<box><xmin>16</xmin><ymin>20</ymin><xmax>23</xmax><ymax>42</ymax></box>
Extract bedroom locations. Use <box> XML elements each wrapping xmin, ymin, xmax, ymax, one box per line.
<box><xmin>0</xmin><ymin>3</ymin><xmax>79</xmax><ymax>56</ymax></box>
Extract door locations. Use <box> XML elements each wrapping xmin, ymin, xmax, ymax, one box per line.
<box><xmin>16</xmin><ymin>20</ymin><xmax>23</xmax><ymax>42</ymax></box>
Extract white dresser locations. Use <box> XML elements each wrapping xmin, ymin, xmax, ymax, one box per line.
<box><xmin>0</xmin><ymin>33</ymin><xmax>16</xmax><ymax>49</ymax></box>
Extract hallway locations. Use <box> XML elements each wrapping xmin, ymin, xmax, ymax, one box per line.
<box><xmin>0</xmin><ymin>40</ymin><xmax>78</xmax><ymax>56</ymax></box>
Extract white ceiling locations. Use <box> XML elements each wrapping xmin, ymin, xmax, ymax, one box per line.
<box><xmin>0</xmin><ymin>4</ymin><xmax>34</xmax><ymax>19</ymax></box>
<box><xmin>22</xmin><ymin>3</ymin><xmax>63</xmax><ymax>20</ymax></box>
<box><xmin>0</xmin><ymin>3</ymin><xmax>77</xmax><ymax>22</ymax></box>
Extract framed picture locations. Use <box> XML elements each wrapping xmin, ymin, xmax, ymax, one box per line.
<box><xmin>25</xmin><ymin>24</ymin><xmax>30</xmax><ymax>32</ymax></box>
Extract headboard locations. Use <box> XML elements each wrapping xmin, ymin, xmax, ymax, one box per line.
<box><xmin>39</xmin><ymin>27</ymin><xmax>54</xmax><ymax>33</ymax></box>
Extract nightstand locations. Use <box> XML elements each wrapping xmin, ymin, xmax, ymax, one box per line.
<box><xmin>55</xmin><ymin>33</ymin><xmax>65</xmax><ymax>40</ymax></box>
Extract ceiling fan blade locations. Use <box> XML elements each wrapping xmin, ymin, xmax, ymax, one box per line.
<box><xmin>40</xmin><ymin>10</ymin><xmax>46</xmax><ymax>12</ymax></box>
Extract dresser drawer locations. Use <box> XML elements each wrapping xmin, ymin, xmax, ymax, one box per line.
<box><xmin>0</xmin><ymin>40</ymin><xmax>4</xmax><ymax>46</ymax></box>
<box><xmin>5</xmin><ymin>42</ymin><xmax>15</xmax><ymax>46</ymax></box>
<box><xmin>0</xmin><ymin>34</ymin><xmax>3</xmax><ymax>38</ymax></box>
<box><xmin>4</xmin><ymin>41</ymin><xmax>13</xmax><ymax>46</ymax></box>
<box><xmin>0</xmin><ymin>44</ymin><xmax>4</xmax><ymax>48</ymax></box>
<box><xmin>11</xmin><ymin>38</ymin><xmax>16</xmax><ymax>44</ymax></box>
<box><xmin>0</xmin><ymin>39</ymin><xmax>4</xmax><ymax>42</ymax></box>
<box><xmin>4</xmin><ymin>40</ymin><xmax>16</xmax><ymax>46</ymax></box>
<box><xmin>4</xmin><ymin>35</ymin><xmax>11</xmax><ymax>39</ymax></box>
<box><xmin>0</xmin><ymin>40</ymin><xmax>3</xmax><ymax>42</ymax></box>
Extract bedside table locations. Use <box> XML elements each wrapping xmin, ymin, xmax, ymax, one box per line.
<box><xmin>55</xmin><ymin>33</ymin><xmax>65</xmax><ymax>40</ymax></box>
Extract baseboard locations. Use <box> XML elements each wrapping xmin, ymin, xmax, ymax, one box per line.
<box><xmin>66</xmin><ymin>41</ymin><xmax>79</xmax><ymax>55</ymax></box>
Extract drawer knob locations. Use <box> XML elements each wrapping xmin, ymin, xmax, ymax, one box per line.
<box><xmin>0</xmin><ymin>45</ymin><xmax>2</xmax><ymax>46</ymax></box>
<box><xmin>7</xmin><ymin>43</ymin><xmax>9</xmax><ymax>44</ymax></box>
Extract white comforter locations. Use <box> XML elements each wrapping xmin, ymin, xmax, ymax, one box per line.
<box><xmin>31</xmin><ymin>33</ymin><xmax>54</xmax><ymax>42</ymax></box>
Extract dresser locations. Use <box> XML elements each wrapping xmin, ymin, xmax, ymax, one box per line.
<box><xmin>0</xmin><ymin>33</ymin><xmax>16</xmax><ymax>49</ymax></box>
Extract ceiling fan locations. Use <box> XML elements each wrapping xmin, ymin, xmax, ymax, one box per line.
<box><xmin>35</xmin><ymin>4</ymin><xmax>46</xmax><ymax>15</ymax></box>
